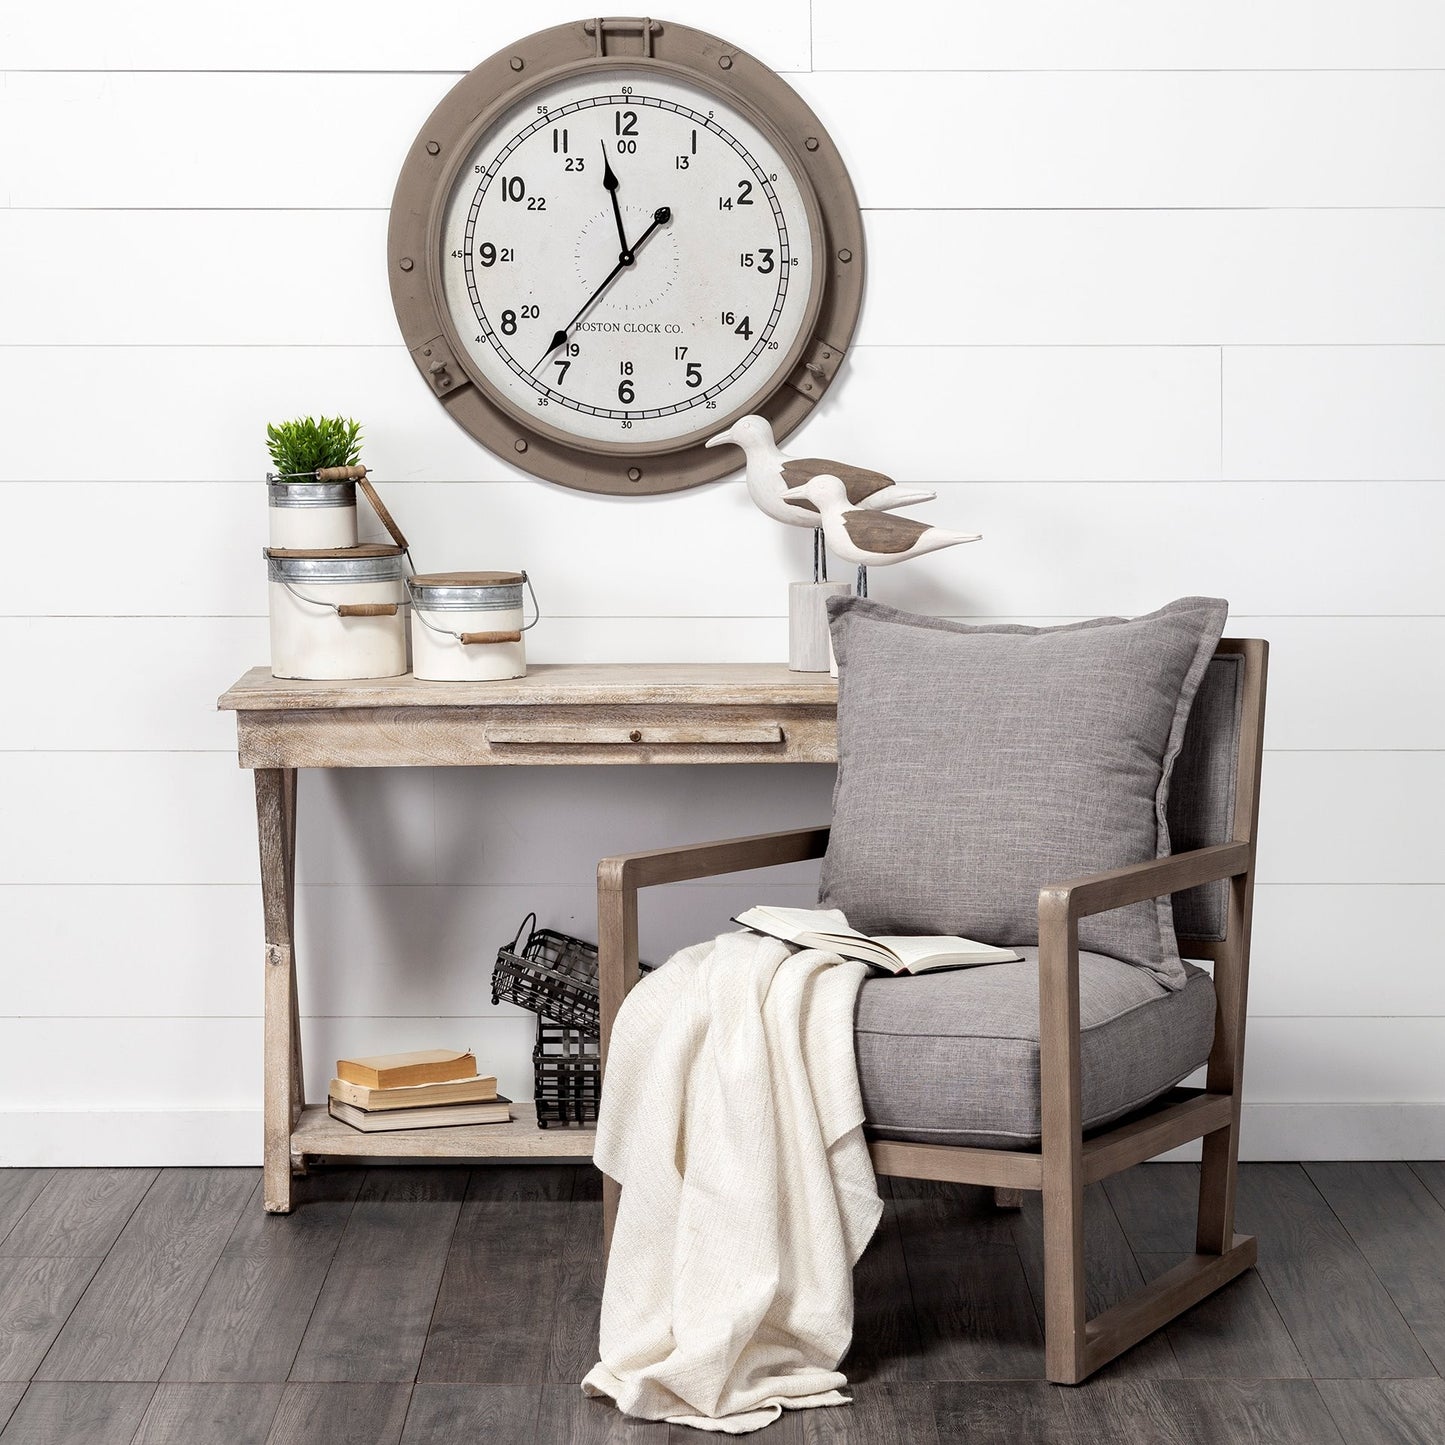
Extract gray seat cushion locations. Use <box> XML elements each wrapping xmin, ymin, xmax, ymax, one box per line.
<box><xmin>855</xmin><ymin>951</ymin><xmax>1216</xmax><ymax>1148</ymax></box>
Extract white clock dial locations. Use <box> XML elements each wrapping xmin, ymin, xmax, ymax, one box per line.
<box><xmin>438</xmin><ymin>67</ymin><xmax>819</xmax><ymax>449</ymax></box>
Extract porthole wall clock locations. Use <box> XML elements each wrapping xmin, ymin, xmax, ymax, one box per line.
<box><xmin>388</xmin><ymin>16</ymin><xmax>864</xmax><ymax>495</ymax></box>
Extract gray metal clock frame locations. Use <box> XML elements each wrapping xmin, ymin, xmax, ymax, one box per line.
<box><xmin>387</xmin><ymin>16</ymin><xmax>866</xmax><ymax>496</ymax></box>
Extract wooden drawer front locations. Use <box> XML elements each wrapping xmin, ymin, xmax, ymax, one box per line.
<box><xmin>237</xmin><ymin>705</ymin><xmax>839</xmax><ymax>767</ymax></box>
<box><xmin>486</xmin><ymin>723</ymin><xmax>784</xmax><ymax>747</ymax></box>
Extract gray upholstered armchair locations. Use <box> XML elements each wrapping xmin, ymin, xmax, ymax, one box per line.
<box><xmin>597</xmin><ymin>638</ymin><xmax>1266</xmax><ymax>1384</ymax></box>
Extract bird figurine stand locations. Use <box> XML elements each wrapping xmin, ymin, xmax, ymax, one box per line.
<box><xmin>705</xmin><ymin>415</ymin><xmax>941</xmax><ymax>673</ymax></box>
<box><xmin>787</xmin><ymin>580</ymin><xmax>852</xmax><ymax>672</ymax></box>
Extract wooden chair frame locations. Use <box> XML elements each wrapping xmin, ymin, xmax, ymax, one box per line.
<box><xmin>596</xmin><ymin>639</ymin><xmax>1267</xmax><ymax>1384</ymax></box>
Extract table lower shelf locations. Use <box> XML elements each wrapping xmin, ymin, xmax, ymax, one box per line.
<box><xmin>291</xmin><ymin>1101</ymin><xmax>596</xmax><ymax>1159</ymax></box>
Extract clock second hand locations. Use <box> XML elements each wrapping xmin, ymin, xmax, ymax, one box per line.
<box><xmin>534</xmin><ymin>205</ymin><xmax>672</xmax><ymax>371</ymax></box>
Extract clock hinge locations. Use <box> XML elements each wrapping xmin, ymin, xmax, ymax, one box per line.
<box><xmin>411</xmin><ymin>336</ymin><xmax>471</xmax><ymax>398</ymax></box>
<box><xmin>585</xmin><ymin>17</ymin><xmax>660</xmax><ymax>58</ymax></box>
<box><xmin>786</xmin><ymin>338</ymin><xmax>846</xmax><ymax>404</ymax></box>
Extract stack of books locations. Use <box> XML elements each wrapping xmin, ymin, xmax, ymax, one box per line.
<box><xmin>327</xmin><ymin>1048</ymin><xmax>512</xmax><ymax>1132</ymax></box>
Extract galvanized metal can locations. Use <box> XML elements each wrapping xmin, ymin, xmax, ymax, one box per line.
<box><xmin>408</xmin><ymin>571</ymin><xmax>537</xmax><ymax>682</ymax></box>
<box><xmin>265</xmin><ymin>544</ymin><xmax>407</xmax><ymax>679</ymax></box>
<box><xmin>267</xmin><ymin>480</ymin><xmax>359</xmax><ymax>549</ymax></box>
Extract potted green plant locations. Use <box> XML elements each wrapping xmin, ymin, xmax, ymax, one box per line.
<box><xmin>265</xmin><ymin>415</ymin><xmax>365</xmax><ymax>549</ymax></box>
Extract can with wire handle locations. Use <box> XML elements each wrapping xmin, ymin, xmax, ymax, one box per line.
<box><xmin>265</xmin><ymin>544</ymin><xmax>408</xmax><ymax>679</ymax></box>
<box><xmin>408</xmin><ymin>571</ymin><xmax>538</xmax><ymax>681</ymax></box>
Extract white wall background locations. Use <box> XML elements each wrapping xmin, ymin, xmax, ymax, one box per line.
<box><xmin>2</xmin><ymin>1</ymin><xmax>1442</xmax><ymax>1165</ymax></box>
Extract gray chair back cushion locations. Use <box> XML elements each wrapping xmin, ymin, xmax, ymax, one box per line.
<box><xmin>1166</xmin><ymin>651</ymin><xmax>1245</xmax><ymax>941</ymax></box>
<box><xmin>820</xmin><ymin>596</ymin><xmax>1229</xmax><ymax>989</ymax></box>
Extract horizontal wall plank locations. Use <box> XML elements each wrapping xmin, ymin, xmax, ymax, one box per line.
<box><xmin>5</xmin><ymin>71</ymin><xmax>1444</xmax><ymax>209</ymax></box>
<box><xmin>11</xmin><ymin>208</ymin><xmax>1445</xmax><ymax>348</ymax></box>
<box><xmin>1257</xmin><ymin>753</ymin><xmax>1445</xmax><ymax>884</ymax></box>
<box><xmin>1226</xmin><ymin>346</ymin><xmax>1445</xmax><ymax>480</ymax></box>
<box><xmin>0</xmin><ymin>753</ymin><xmax>262</xmax><ymax>886</ymax></box>
<box><xmin>0</xmin><ymin>1017</ymin><xmax>537</xmax><ymax>1113</ymax></box>
<box><xmin>1245</xmin><ymin>886</ymin><xmax>1445</xmax><ymax>1019</ymax></box>
<box><xmin>0</xmin><ymin>617</ymin><xmax>795</xmax><ymax>751</ymax></box>
<box><xmin>1243</xmin><ymin>1019</ymin><xmax>1445</xmax><ymax>1104</ymax></box>
<box><xmin>4</xmin><ymin>881</ymin><xmax>1438</xmax><ymax>1021</ymax></box>
<box><xmin>0</xmin><ymin>344</ymin><xmax>1221</xmax><ymax>484</ymax></box>
<box><xmin>0</xmin><ymin>0</ymin><xmax>813</xmax><ymax>72</ymax></box>
<box><xmin>5</xmin><ymin>615</ymin><xmax>1439</xmax><ymax>754</ymax></box>
<box><xmin>2</xmin><ymin>749</ymin><xmax>1433</xmax><ymax>886</ymax></box>
<box><xmin>0</xmin><ymin>882</ymin><xmax>823</xmax><ymax>1020</ymax></box>
<box><xmin>4</xmin><ymin>3</ymin><xmax>1443</xmax><ymax>77</ymax></box>
<box><xmin>10</xmin><ymin>480</ymin><xmax>1445</xmax><ymax>621</ymax></box>
<box><xmin>813</xmin><ymin>2</ymin><xmax>1445</xmax><ymax>71</ymax></box>
<box><xmin>0</xmin><ymin>1015</ymin><xmax>1438</xmax><ymax>1121</ymax></box>
<box><xmin>860</xmin><ymin>210</ymin><xmax>1445</xmax><ymax>348</ymax></box>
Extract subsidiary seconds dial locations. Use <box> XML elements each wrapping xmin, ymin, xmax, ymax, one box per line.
<box><xmin>437</xmin><ymin>67</ymin><xmax>820</xmax><ymax>450</ymax></box>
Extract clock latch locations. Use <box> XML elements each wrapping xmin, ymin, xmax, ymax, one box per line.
<box><xmin>585</xmin><ymin>17</ymin><xmax>661</xmax><ymax>58</ymax></box>
<box><xmin>411</xmin><ymin>337</ymin><xmax>470</xmax><ymax>398</ymax></box>
<box><xmin>787</xmin><ymin>338</ymin><xmax>845</xmax><ymax>403</ymax></box>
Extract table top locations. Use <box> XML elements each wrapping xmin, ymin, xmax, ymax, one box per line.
<box><xmin>219</xmin><ymin>662</ymin><xmax>840</xmax><ymax>713</ymax></box>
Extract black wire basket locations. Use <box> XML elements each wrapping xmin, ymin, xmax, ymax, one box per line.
<box><xmin>533</xmin><ymin>1020</ymin><xmax>601</xmax><ymax>1128</ymax></box>
<box><xmin>491</xmin><ymin>913</ymin><xmax>602</xmax><ymax>1033</ymax></box>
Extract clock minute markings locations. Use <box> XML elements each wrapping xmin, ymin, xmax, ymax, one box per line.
<box><xmin>533</xmin><ymin>205</ymin><xmax>673</xmax><ymax>372</ymax></box>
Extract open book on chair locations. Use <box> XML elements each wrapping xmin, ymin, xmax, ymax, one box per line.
<box><xmin>733</xmin><ymin>905</ymin><xmax>1021</xmax><ymax>975</ymax></box>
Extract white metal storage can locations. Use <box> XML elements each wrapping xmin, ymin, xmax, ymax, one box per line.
<box><xmin>266</xmin><ymin>544</ymin><xmax>408</xmax><ymax>680</ymax></box>
<box><xmin>267</xmin><ymin>480</ymin><xmax>359</xmax><ymax>549</ymax></box>
<box><xmin>408</xmin><ymin>571</ymin><xmax>536</xmax><ymax>682</ymax></box>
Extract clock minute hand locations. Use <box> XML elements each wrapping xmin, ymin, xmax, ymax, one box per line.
<box><xmin>601</xmin><ymin>143</ymin><xmax>629</xmax><ymax>254</ymax></box>
<box><xmin>534</xmin><ymin>206</ymin><xmax>672</xmax><ymax>370</ymax></box>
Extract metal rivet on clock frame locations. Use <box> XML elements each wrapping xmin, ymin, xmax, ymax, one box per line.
<box><xmin>805</xmin><ymin>137</ymin><xmax>819</xmax><ymax>151</ymax></box>
<box><xmin>627</xmin><ymin>467</ymin><xmax>642</xmax><ymax>481</ymax></box>
<box><xmin>399</xmin><ymin>258</ymin><xmax>414</xmax><ymax>272</ymax></box>
<box><xmin>515</xmin><ymin>439</ymin><xmax>528</xmax><ymax>452</ymax></box>
<box><xmin>426</xmin><ymin>141</ymin><xmax>440</xmax><ymax>156</ymax></box>
<box><xmin>510</xmin><ymin>56</ymin><xmax>524</xmax><ymax>70</ymax></box>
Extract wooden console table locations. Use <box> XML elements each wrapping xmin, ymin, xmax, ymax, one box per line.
<box><xmin>218</xmin><ymin>663</ymin><xmax>839</xmax><ymax>1212</ymax></box>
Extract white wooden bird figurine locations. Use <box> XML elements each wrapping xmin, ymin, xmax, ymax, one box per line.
<box><xmin>783</xmin><ymin>473</ymin><xmax>981</xmax><ymax>596</ymax></box>
<box><xmin>705</xmin><ymin>415</ymin><xmax>937</xmax><ymax>580</ymax></box>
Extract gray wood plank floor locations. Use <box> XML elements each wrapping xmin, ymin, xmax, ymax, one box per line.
<box><xmin>0</xmin><ymin>1162</ymin><xmax>1441</xmax><ymax>1443</ymax></box>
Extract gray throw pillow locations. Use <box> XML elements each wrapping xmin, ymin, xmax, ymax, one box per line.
<box><xmin>819</xmin><ymin>596</ymin><xmax>1228</xmax><ymax>989</ymax></box>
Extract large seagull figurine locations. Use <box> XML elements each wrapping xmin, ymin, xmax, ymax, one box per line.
<box><xmin>706</xmin><ymin>414</ymin><xmax>937</xmax><ymax>581</ymax></box>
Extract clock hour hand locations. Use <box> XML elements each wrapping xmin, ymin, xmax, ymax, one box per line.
<box><xmin>601</xmin><ymin>143</ymin><xmax>629</xmax><ymax>254</ymax></box>
<box><xmin>534</xmin><ymin>206</ymin><xmax>672</xmax><ymax>370</ymax></box>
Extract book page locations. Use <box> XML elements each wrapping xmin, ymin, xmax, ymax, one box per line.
<box><xmin>875</xmin><ymin>935</ymin><xmax>1021</xmax><ymax>968</ymax></box>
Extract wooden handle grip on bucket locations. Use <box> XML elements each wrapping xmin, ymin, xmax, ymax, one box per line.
<box><xmin>316</xmin><ymin>464</ymin><xmax>368</xmax><ymax>482</ymax></box>
<box><xmin>336</xmin><ymin>602</ymin><xmax>399</xmax><ymax>617</ymax></box>
<box><xmin>460</xmin><ymin>629</ymin><xmax>523</xmax><ymax>645</ymax></box>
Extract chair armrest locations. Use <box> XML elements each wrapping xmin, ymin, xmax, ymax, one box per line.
<box><xmin>597</xmin><ymin>825</ymin><xmax>831</xmax><ymax>892</ymax></box>
<box><xmin>1034</xmin><ymin>841</ymin><xmax>1253</xmax><ymax>1161</ymax></box>
<box><xmin>596</xmin><ymin>826</ymin><xmax>830</xmax><ymax>1063</ymax></box>
<box><xmin>1038</xmin><ymin>841</ymin><xmax>1251</xmax><ymax>927</ymax></box>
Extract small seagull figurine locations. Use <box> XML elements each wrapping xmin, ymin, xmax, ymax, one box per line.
<box><xmin>705</xmin><ymin>415</ymin><xmax>937</xmax><ymax>580</ymax></box>
<box><xmin>783</xmin><ymin>473</ymin><xmax>981</xmax><ymax>596</ymax></box>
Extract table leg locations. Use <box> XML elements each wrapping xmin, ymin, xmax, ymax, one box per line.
<box><xmin>256</xmin><ymin>768</ymin><xmax>299</xmax><ymax>1213</ymax></box>
<box><xmin>283</xmin><ymin>769</ymin><xmax>304</xmax><ymax>1122</ymax></box>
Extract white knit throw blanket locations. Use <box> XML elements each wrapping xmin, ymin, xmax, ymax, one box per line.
<box><xmin>582</xmin><ymin>931</ymin><xmax>882</xmax><ymax>1434</ymax></box>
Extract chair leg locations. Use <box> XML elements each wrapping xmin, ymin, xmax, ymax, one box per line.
<box><xmin>1196</xmin><ymin>1120</ymin><xmax>1240</xmax><ymax>1254</ymax></box>
<box><xmin>1042</xmin><ymin>1164</ymin><xmax>1087</xmax><ymax>1383</ymax></box>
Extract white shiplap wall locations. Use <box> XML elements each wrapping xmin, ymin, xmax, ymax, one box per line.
<box><xmin>2</xmin><ymin>2</ymin><xmax>1442</xmax><ymax>1164</ymax></box>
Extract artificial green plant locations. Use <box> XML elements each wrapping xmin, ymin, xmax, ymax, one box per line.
<box><xmin>265</xmin><ymin>415</ymin><xmax>364</xmax><ymax>478</ymax></box>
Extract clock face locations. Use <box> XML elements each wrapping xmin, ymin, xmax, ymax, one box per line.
<box><xmin>436</xmin><ymin>66</ymin><xmax>820</xmax><ymax>451</ymax></box>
